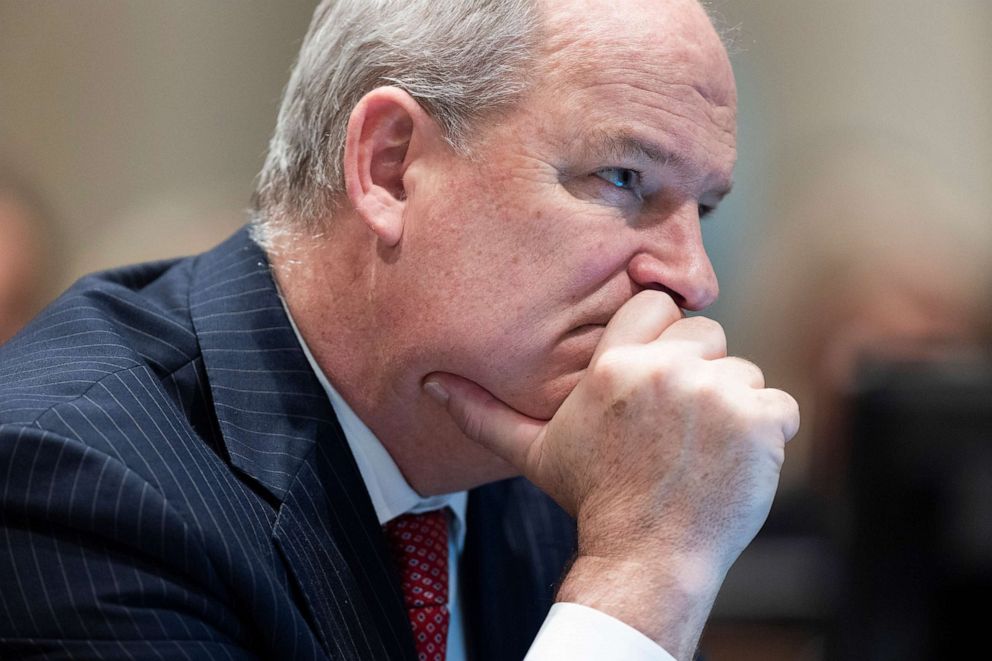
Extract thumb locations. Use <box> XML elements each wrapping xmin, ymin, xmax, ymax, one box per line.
<box><xmin>423</xmin><ymin>373</ymin><xmax>545</xmax><ymax>472</ymax></box>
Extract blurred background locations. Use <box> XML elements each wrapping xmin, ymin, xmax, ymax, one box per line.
<box><xmin>2</xmin><ymin>1</ymin><xmax>990</xmax><ymax>659</ymax></box>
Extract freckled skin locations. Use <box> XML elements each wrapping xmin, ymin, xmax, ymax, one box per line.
<box><xmin>275</xmin><ymin>0</ymin><xmax>737</xmax><ymax>496</ymax></box>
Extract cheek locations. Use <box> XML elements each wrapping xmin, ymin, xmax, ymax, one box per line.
<box><xmin>569</xmin><ymin>239</ymin><xmax>632</xmax><ymax>296</ymax></box>
<box><xmin>384</xmin><ymin>198</ymin><xmax>538</xmax><ymax>351</ymax></box>
<box><xmin>394</xmin><ymin>164</ymin><xmax>633</xmax><ymax>358</ymax></box>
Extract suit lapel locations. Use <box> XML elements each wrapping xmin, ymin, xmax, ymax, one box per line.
<box><xmin>462</xmin><ymin>478</ymin><xmax>578</xmax><ymax>661</ymax></box>
<box><xmin>273</xmin><ymin>436</ymin><xmax>416</xmax><ymax>660</ymax></box>
<box><xmin>189</xmin><ymin>229</ymin><xmax>415</xmax><ymax>660</ymax></box>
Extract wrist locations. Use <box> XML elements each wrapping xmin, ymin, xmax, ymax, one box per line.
<box><xmin>557</xmin><ymin>552</ymin><xmax>724</xmax><ymax>661</ymax></box>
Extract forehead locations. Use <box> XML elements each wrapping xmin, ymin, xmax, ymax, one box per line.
<box><xmin>515</xmin><ymin>0</ymin><xmax>737</xmax><ymax>181</ymax></box>
<box><xmin>540</xmin><ymin>0</ymin><xmax>735</xmax><ymax>100</ymax></box>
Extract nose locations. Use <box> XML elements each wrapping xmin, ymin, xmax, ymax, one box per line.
<box><xmin>626</xmin><ymin>205</ymin><xmax>719</xmax><ymax>311</ymax></box>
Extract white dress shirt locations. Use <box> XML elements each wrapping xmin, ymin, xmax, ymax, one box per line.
<box><xmin>283</xmin><ymin>301</ymin><xmax>673</xmax><ymax>660</ymax></box>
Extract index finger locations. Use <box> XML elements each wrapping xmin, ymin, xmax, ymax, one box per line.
<box><xmin>591</xmin><ymin>290</ymin><xmax>683</xmax><ymax>365</ymax></box>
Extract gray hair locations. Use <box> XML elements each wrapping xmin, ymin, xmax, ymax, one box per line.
<box><xmin>251</xmin><ymin>0</ymin><xmax>542</xmax><ymax>246</ymax></box>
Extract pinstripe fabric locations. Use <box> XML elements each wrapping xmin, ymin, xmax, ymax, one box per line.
<box><xmin>462</xmin><ymin>479</ymin><xmax>577</xmax><ymax>661</ymax></box>
<box><xmin>0</xmin><ymin>227</ymin><xmax>576</xmax><ymax>660</ymax></box>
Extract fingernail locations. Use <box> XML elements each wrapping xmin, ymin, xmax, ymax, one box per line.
<box><xmin>423</xmin><ymin>380</ymin><xmax>449</xmax><ymax>405</ymax></box>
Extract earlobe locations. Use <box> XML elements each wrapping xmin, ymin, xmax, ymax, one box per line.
<box><xmin>352</xmin><ymin>185</ymin><xmax>405</xmax><ymax>246</ymax></box>
<box><xmin>343</xmin><ymin>87</ymin><xmax>428</xmax><ymax>248</ymax></box>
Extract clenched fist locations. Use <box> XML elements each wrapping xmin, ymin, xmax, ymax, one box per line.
<box><xmin>423</xmin><ymin>290</ymin><xmax>799</xmax><ymax>659</ymax></box>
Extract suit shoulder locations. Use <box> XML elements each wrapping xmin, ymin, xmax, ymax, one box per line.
<box><xmin>0</xmin><ymin>256</ymin><xmax>200</xmax><ymax>426</ymax></box>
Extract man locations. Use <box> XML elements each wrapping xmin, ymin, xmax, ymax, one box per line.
<box><xmin>0</xmin><ymin>0</ymin><xmax>798</xmax><ymax>659</ymax></box>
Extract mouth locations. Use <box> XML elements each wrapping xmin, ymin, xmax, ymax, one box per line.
<box><xmin>563</xmin><ymin>322</ymin><xmax>607</xmax><ymax>339</ymax></box>
<box><xmin>558</xmin><ymin>323</ymin><xmax>609</xmax><ymax>366</ymax></box>
<box><xmin>555</xmin><ymin>302</ymin><xmax>622</xmax><ymax>360</ymax></box>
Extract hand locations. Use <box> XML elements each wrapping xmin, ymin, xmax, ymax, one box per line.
<box><xmin>423</xmin><ymin>290</ymin><xmax>799</xmax><ymax>658</ymax></box>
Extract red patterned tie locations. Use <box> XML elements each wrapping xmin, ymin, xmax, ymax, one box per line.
<box><xmin>383</xmin><ymin>509</ymin><xmax>450</xmax><ymax>661</ymax></box>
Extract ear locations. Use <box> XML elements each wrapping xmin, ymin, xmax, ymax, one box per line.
<box><xmin>343</xmin><ymin>86</ymin><xmax>436</xmax><ymax>247</ymax></box>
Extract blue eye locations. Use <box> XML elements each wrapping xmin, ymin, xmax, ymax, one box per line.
<box><xmin>595</xmin><ymin>167</ymin><xmax>641</xmax><ymax>196</ymax></box>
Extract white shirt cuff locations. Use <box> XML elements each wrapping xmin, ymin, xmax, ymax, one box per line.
<box><xmin>524</xmin><ymin>602</ymin><xmax>677</xmax><ymax>661</ymax></box>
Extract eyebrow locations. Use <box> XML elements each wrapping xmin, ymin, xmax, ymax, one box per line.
<box><xmin>583</xmin><ymin>128</ymin><xmax>685</xmax><ymax>167</ymax></box>
<box><xmin>584</xmin><ymin>129</ymin><xmax>734</xmax><ymax>199</ymax></box>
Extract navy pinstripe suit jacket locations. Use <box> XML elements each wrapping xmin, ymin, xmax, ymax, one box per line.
<box><xmin>0</xmin><ymin>228</ymin><xmax>576</xmax><ymax>660</ymax></box>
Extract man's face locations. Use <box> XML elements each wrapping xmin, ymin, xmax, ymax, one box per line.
<box><xmin>378</xmin><ymin>0</ymin><xmax>737</xmax><ymax>420</ymax></box>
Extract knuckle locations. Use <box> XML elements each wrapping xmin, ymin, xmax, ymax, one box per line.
<box><xmin>738</xmin><ymin>356</ymin><xmax>761</xmax><ymax>372</ymax></box>
<box><xmin>744</xmin><ymin>360</ymin><xmax>766</xmax><ymax>386</ymax></box>
<box><xmin>768</xmin><ymin>387</ymin><xmax>798</xmax><ymax>412</ymax></box>
<box><xmin>690</xmin><ymin>375</ymin><xmax>727</xmax><ymax>408</ymax></box>
<box><xmin>647</xmin><ymin>356</ymin><xmax>686</xmax><ymax>391</ymax></box>
<box><xmin>725</xmin><ymin>356</ymin><xmax>762</xmax><ymax>379</ymax></box>
<box><xmin>696</xmin><ymin>315</ymin><xmax>725</xmax><ymax>335</ymax></box>
<box><xmin>693</xmin><ymin>316</ymin><xmax>727</xmax><ymax>342</ymax></box>
<box><xmin>674</xmin><ymin>315</ymin><xmax>722</xmax><ymax>336</ymax></box>
<box><xmin>590</xmin><ymin>350</ymin><xmax>628</xmax><ymax>385</ymax></box>
<box><xmin>761</xmin><ymin>388</ymin><xmax>801</xmax><ymax>438</ymax></box>
<box><xmin>592</xmin><ymin>347</ymin><xmax>659</xmax><ymax>388</ymax></box>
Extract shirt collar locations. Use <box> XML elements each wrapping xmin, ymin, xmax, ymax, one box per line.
<box><xmin>278</xmin><ymin>295</ymin><xmax>467</xmax><ymax>549</ymax></box>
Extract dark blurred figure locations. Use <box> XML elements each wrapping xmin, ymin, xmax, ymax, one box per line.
<box><xmin>0</xmin><ymin>169</ymin><xmax>57</xmax><ymax>345</ymax></box>
<box><xmin>836</xmin><ymin>350</ymin><xmax>992</xmax><ymax>660</ymax></box>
